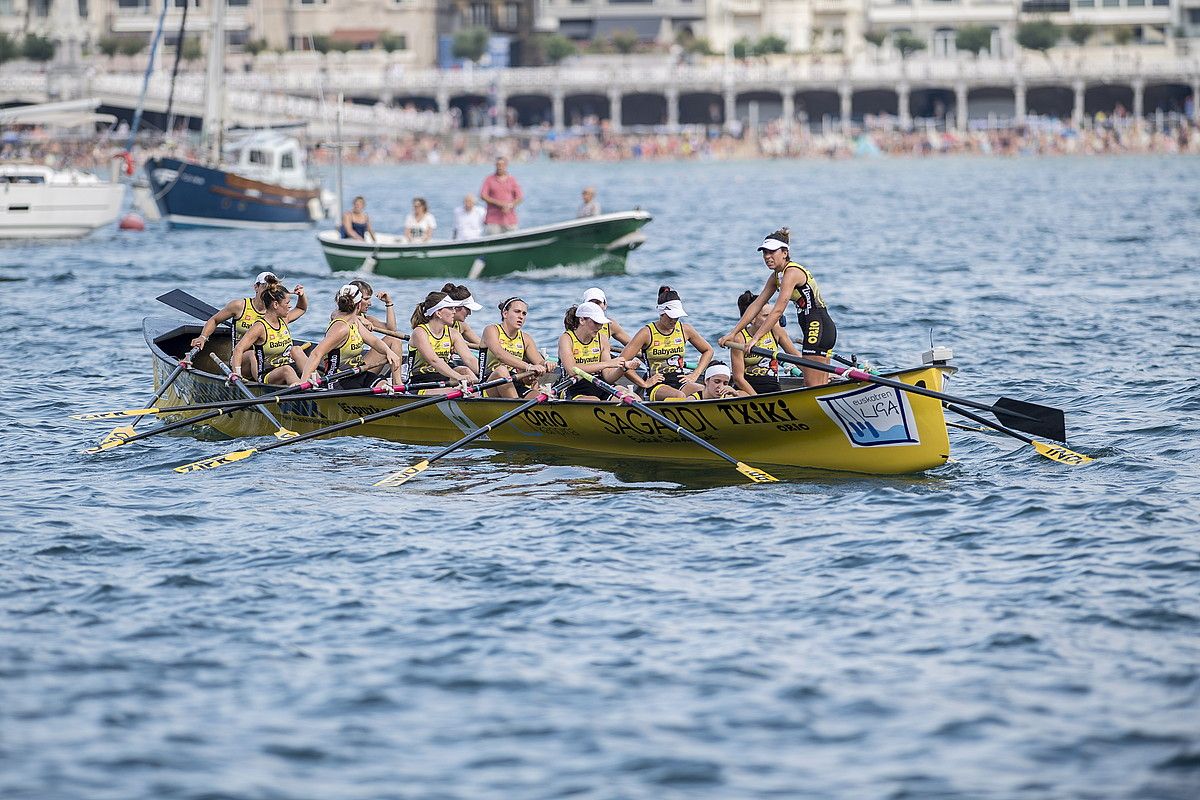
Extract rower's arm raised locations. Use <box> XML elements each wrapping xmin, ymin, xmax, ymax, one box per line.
<box><xmin>190</xmin><ymin>299</ymin><xmax>241</xmax><ymax>348</ymax></box>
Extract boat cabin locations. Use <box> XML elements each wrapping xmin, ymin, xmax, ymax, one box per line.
<box><xmin>225</xmin><ymin>132</ymin><xmax>311</xmax><ymax>190</ymax></box>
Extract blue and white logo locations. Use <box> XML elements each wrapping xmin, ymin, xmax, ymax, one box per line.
<box><xmin>817</xmin><ymin>384</ymin><xmax>919</xmax><ymax>448</ymax></box>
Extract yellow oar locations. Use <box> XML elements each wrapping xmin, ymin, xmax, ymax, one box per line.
<box><xmin>92</xmin><ymin>345</ymin><xmax>200</xmax><ymax>448</ymax></box>
<box><xmin>944</xmin><ymin>402</ymin><xmax>1093</xmax><ymax>466</ymax></box>
<box><xmin>208</xmin><ymin>354</ymin><xmax>296</xmax><ymax>440</ymax></box>
<box><xmin>571</xmin><ymin>368</ymin><xmax>778</xmax><ymax>484</ymax></box>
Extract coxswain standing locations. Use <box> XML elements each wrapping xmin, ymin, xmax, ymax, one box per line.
<box><xmin>481</xmin><ymin>296</ymin><xmax>550</xmax><ymax>398</ymax></box>
<box><xmin>305</xmin><ymin>284</ymin><xmax>403</xmax><ymax>389</ymax></box>
<box><xmin>719</xmin><ymin>228</ymin><xmax>837</xmax><ymax>387</ymax></box>
<box><xmin>229</xmin><ymin>283</ymin><xmax>309</xmax><ymax>386</ymax></box>
<box><xmin>189</xmin><ymin>272</ymin><xmax>308</xmax><ymax>373</ymax></box>
<box><xmin>619</xmin><ymin>286</ymin><xmax>713</xmax><ymax>401</ymax></box>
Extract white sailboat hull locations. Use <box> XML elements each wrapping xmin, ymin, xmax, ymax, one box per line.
<box><xmin>0</xmin><ymin>181</ymin><xmax>126</xmax><ymax>239</ymax></box>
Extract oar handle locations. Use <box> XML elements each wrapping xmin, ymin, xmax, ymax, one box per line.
<box><xmin>209</xmin><ymin>353</ymin><xmax>291</xmax><ymax>433</ymax></box>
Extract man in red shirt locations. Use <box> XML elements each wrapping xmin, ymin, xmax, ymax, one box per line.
<box><xmin>480</xmin><ymin>156</ymin><xmax>523</xmax><ymax>235</ymax></box>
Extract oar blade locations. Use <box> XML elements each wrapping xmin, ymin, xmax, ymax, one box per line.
<box><xmin>91</xmin><ymin>425</ymin><xmax>137</xmax><ymax>453</ymax></box>
<box><xmin>274</xmin><ymin>428</ymin><xmax>299</xmax><ymax>440</ymax></box>
<box><xmin>1031</xmin><ymin>440</ymin><xmax>1094</xmax><ymax>466</ymax></box>
<box><xmin>373</xmin><ymin>460</ymin><xmax>431</xmax><ymax>488</ymax></box>
<box><xmin>736</xmin><ymin>461</ymin><xmax>779</xmax><ymax>483</ymax></box>
<box><xmin>174</xmin><ymin>449</ymin><xmax>258</xmax><ymax>474</ymax></box>
<box><xmin>72</xmin><ymin>408</ymin><xmax>157</xmax><ymax>421</ymax></box>
<box><xmin>993</xmin><ymin>397</ymin><xmax>1066</xmax><ymax>443</ymax></box>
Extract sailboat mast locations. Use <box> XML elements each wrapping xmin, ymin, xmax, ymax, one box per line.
<box><xmin>202</xmin><ymin>0</ymin><xmax>227</xmax><ymax>164</ymax></box>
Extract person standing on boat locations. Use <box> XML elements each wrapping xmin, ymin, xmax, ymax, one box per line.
<box><xmin>404</xmin><ymin>197</ymin><xmax>437</xmax><ymax>243</ymax></box>
<box><xmin>407</xmin><ymin>292</ymin><xmax>478</xmax><ymax>395</ymax></box>
<box><xmin>729</xmin><ymin>290</ymin><xmax>802</xmax><ymax>395</ymax></box>
<box><xmin>304</xmin><ymin>284</ymin><xmax>403</xmax><ymax>389</ymax></box>
<box><xmin>339</xmin><ymin>196</ymin><xmax>375</xmax><ymax>241</ymax></box>
<box><xmin>557</xmin><ymin>302</ymin><xmax>640</xmax><ymax>402</ymax></box>
<box><xmin>440</xmin><ymin>283</ymin><xmax>485</xmax><ymax>348</ymax></box>
<box><xmin>577</xmin><ymin>187</ymin><xmax>601</xmax><ymax>218</ymax></box>
<box><xmin>453</xmin><ymin>194</ymin><xmax>486</xmax><ymax>240</ymax></box>
<box><xmin>619</xmin><ymin>286</ymin><xmax>713</xmax><ymax>401</ymax></box>
<box><xmin>482</xmin><ymin>297</ymin><xmax>551</xmax><ymax>398</ymax></box>
<box><xmin>581</xmin><ymin>287</ymin><xmax>632</xmax><ymax>347</ymax></box>
<box><xmin>480</xmin><ymin>156</ymin><xmax>523</xmax><ymax>234</ymax></box>
<box><xmin>229</xmin><ymin>283</ymin><xmax>309</xmax><ymax>386</ymax></box>
<box><xmin>189</xmin><ymin>272</ymin><xmax>308</xmax><ymax>370</ymax></box>
<box><xmin>719</xmin><ymin>228</ymin><xmax>836</xmax><ymax>387</ymax></box>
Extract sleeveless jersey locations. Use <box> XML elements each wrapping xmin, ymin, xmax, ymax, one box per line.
<box><xmin>325</xmin><ymin>317</ymin><xmax>365</xmax><ymax>373</ymax></box>
<box><xmin>254</xmin><ymin>318</ymin><xmax>292</xmax><ymax>376</ymax></box>
<box><xmin>740</xmin><ymin>328</ymin><xmax>779</xmax><ymax>377</ymax></box>
<box><xmin>410</xmin><ymin>323</ymin><xmax>453</xmax><ymax>375</ymax></box>
<box><xmin>643</xmin><ymin>320</ymin><xmax>687</xmax><ymax>377</ymax></box>
<box><xmin>567</xmin><ymin>329</ymin><xmax>602</xmax><ymax>365</ymax></box>
<box><xmin>485</xmin><ymin>324</ymin><xmax>526</xmax><ymax>373</ymax></box>
<box><xmin>781</xmin><ymin>262</ymin><xmax>827</xmax><ymax>314</ymax></box>
<box><xmin>233</xmin><ymin>297</ymin><xmax>264</xmax><ymax>342</ymax></box>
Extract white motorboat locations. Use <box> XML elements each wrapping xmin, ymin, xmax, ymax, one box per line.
<box><xmin>0</xmin><ymin>163</ymin><xmax>126</xmax><ymax>240</ymax></box>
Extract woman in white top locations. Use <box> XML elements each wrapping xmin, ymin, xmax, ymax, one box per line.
<box><xmin>404</xmin><ymin>197</ymin><xmax>437</xmax><ymax>243</ymax></box>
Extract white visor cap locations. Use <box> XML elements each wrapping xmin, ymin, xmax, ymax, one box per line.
<box><xmin>575</xmin><ymin>301</ymin><xmax>611</xmax><ymax>325</ymax></box>
<box><xmin>757</xmin><ymin>238</ymin><xmax>788</xmax><ymax>252</ymax></box>
<box><xmin>582</xmin><ymin>287</ymin><xmax>607</xmax><ymax>304</ymax></box>
<box><xmin>460</xmin><ymin>294</ymin><xmax>484</xmax><ymax>311</ymax></box>
<box><xmin>705</xmin><ymin>363</ymin><xmax>732</xmax><ymax>381</ymax></box>
<box><xmin>656</xmin><ymin>299</ymin><xmax>688</xmax><ymax>319</ymax></box>
<box><xmin>425</xmin><ymin>296</ymin><xmax>463</xmax><ymax>317</ymax></box>
<box><xmin>255</xmin><ymin>271</ymin><xmax>280</xmax><ymax>285</ymax></box>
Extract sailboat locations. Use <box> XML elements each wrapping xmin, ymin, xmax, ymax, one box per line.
<box><xmin>143</xmin><ymin>0</ymin><xmax>326</xmax><ymax>229</ymax></box>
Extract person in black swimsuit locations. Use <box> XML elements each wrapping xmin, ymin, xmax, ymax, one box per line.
<box><xmin>339</xmin><ymin>196</ymin><xmax>375</xmax><ymax>241</ymax></box>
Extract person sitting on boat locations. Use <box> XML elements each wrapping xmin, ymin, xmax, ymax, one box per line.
<box><xmin>229</xmin><ymin>283</ymin><xmax>309</xmax><ymax>386</ymax></box>
<box><xmin>719</xmin><ymin>228</ymin><xmax>836</xmax><ymax>387</ymax></box>
<box><xmin>345</xmin><ymin>279</ymin><xmax>398</xmax><ymax>339</ymax></box>
<box><xmin>675</xmin><ymin>363</ymin><xmax>747</xmax><ymax>401</ymax></box>
<box><xmin>404</xmin><ymin>197</ymin><xmax>436</xmax><ymax>244</ymax></box>
<box><xmin>305</xmin><ymin>284</ymin><xmax>403</xmax><ymax>389</ymax></box>
<box><xmin>558</xmin><ymin>302</ymin><xmax>641</xmax><ymax>402</ymax></box>
<box><xmin>482</xmin><ymin>297</ymin><xmax>551</xmax><ymax>398</ymax></box>
<box><xmin>453</xmin><ymin>194</ymin><xmax>486</xmax><ymax>240</ymax></box>
<box><xmin>581</xmin><ymin>287</ymin><xmax>632</xmax><ymax>347</ymax></box>
<box><xmin>189</xmin><ymin>272</ymin><xmax>308</xmax><ymax>370</ymax></box>
<box><xmin>577</xmin><ymin>187</ymin><xmax>601</xmax><ymax>218</ymax></box>
<box><xmin>407</xmin><ymin>292</ymin><xmax>479</xmax><ymax>395</ymax></box>
<box><xmin>480</xmin><ymin>156</ymin><xmax>522</xmax><ymax>234</ymax></box>
<box><xmin>339</xmin><ymin>196</ymin><xmax>375</xmax><ymax>241</ymax></box>
<box><xmin>619</xmin><ymin>286</ymin><xmax>713</xmax><ymax>402</ymax></box>
<box><xmin>440</xmin><ymin>282</ymin><xmax>484</xmax><ymax>348</ymax></box>
<box><xmin>729</xmin><ymin>290</ymin><xmax>802</xmax><ymax>395</ymax></box>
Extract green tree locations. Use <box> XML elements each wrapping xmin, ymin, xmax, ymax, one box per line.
<box><xmin>329</xmin><ymin>39</ymin><xmax>356</xmax><ymax>53</ymax></box>
<box><xmin>811</xmin><ymin>27</ymin><xmax>824</xmax><ymax>51</ymax></box>
<box><xmin>245</xmin><ymin>38</ymin><xmax>269</xmax><ymax>56</ymax></box>
<box><xmin>98</xmin><ymin>36</ymin><xmax>121</xmax><ymax>58</ymax></box>
<box><xmin>863</xmin><ymin>30</ymin><xmax>887</xmax><ymax>49</ymax></box>
<box><xmin>1016</xmin><ymin>19</ymin><xmax>1060</xmax><ymax>54</ymax></box>
<box><xmin>1067</xmin><ymin>23</ymin><xmax>1094</xmax><ymax>46</ymax></box>
<box><xmin>956</xmin><ymin>25</ymin><xmax>993</xmax><ymax>56</ymax></box>
<box><xmin>732</xmin><ymin>37</ymin><xmax>751</xmax><ymax>59</ymax></box>
<box><xmin>380</xmin><ymin>33</ymin><xmax>407</xmax><ymax>53</ymax></box>
<box><xmin>118</xmin><ymin>38</ymin><xmax>146</xmax><ymax>57</ymax></box>
<box><xmin>539</xmin><ymin>33</ymin><xmax>576</xmax><ymax>65</ymax></box>
<box><xmin>22</xmin><ymin>34</ymin><xmax>56</xmax><ymax>62</ymax></box>
<box><xmin>753</xmin><ymin>34</ymin><xmax>787</xmax><ymax>56</ymax></box>
<box><xmin>181</xmin><ymin>37</ymin><xmax>203</xmax><ymax>62</ymax></box>
<box><xmin>1111</xmin><ymin>25</ymin><xmax>1134</xmax><ymax>46</ymax></box>
<box><xmin>0</xmin><ymin>33</ymin><xmax>17</xmax><ymax>64</ymax></box>
<box><xmin>311</xmin><ymin>35</ymin><xmax>331</xmax><ymax>54</ymax></box>
<box><xmin>893</xmin><ymin>32</ymin><xmax>926</xmax><ymax>58</ymax></box>
<box><xmin>610</xmin><ymin>30</ymin><xmax>638</xmax><ymax>55</ymax></box>
<box><xmin>452</xmin><ymin>27</ymin><xmax>489</xmax><ymax>62</ymax></box>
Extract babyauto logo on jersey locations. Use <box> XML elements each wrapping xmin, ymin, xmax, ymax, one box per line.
<box><xmin>817</xmin><ymin>384</ymin><xmax>919</xmax><ymax>448</ymax></box>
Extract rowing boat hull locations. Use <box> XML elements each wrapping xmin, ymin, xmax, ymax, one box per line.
<box><xmin>317</xmin><ymin>211</ymin><xmax>651</xmax><ymax>279</ymax></box>
<box><xmin>147</xmin><ymin>319</ymin><xmax>951</xmax><ymax>475</ymax></box>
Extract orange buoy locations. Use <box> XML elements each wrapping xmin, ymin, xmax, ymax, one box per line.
<box><xmin>119</xmin><ymin>213</ymin><xmax>146</xmax><ymax>231</ymax></box>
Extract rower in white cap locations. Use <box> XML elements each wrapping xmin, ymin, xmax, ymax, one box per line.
<box><xmin>406</xmin><ymin>291</ymin><xmax>479</xmax><ymax>395</ymax></box>
<box><xmin>677</xmin><ymin>362</ymin><xmax>747</xmax><ymax>401</ymax></box>
<box><xmin>618</xmin><ymin>285</ymin><xmax>714</xmax><ymax>401</ymax></box>
<box><xmin>189</xmin><ymin>271</ymin><xmax>308</xmax><ymax>373</ymax></box>
<box><xmin>558</xmin><ymin>301</ymin><xmax>641</xmax><ymax>401</ymax></box>
<box><xmin>581</xmin><ymin>287</ymin><xmax>632</xmax><ymax>347</ymax></box>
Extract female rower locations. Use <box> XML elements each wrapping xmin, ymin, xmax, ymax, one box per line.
<box><xmin>230</xmin><ymin>283</ymin><xmax>309</xmax><ymax>386</ymax></box>
<box><xmin>677</xmin><ymin>363</ymin><xmax>747</xmax><ymax>401</ymax></box>
<box><xmin>581</xmin><ymin>287</ymin><xmax>632</xmax><ymax>346</ymax></box>
<box><xmin>482</xmin><ymin>296</ymin><xmax>550</xmax><ymax>398</ymax></box>
<box><xmin>729</xmin><ymin>290</ymin><xmax>801</xmax><ymax>395</ymax></box>
<box><xmin>189</xmin><ymin>271</ymin><xmax>308</xmax><ymax>365</ymax></box>
<box><xmin>407</xmin><ymin>292</ymin><xmax>478</xmax><ymax>395</ymax></box>
<box><xmin>340</xmin><ymin>196</ymin><xmax>375</xmax><ymax>241</ymax></box>
<box><xmin>720</xmin><ymin>228</ymin><xmax>836</xmax><ymax>387</ymax></box>
<box><xmin>619</xmin><ymin>286</ymin><xmax>713</xmax><ymax>401</ymax></box>
<box><xmin>335</xmin><ymin>278</ymin><xmax>401</xmax><ymax>371</ymax></box>
<box><xmin>440</xmin><ymin>282</ymin><xmax>484</xmax><ymax>347</ymax></box>
<box><xmin>557</xmin><ymin>302</ymin><xmax>640</xmax><ymax>402</ymax></box>
<box><xmin>305</xmin><ymin>284</ymin><xmax>403</xmax><ymax>389</ymax></box>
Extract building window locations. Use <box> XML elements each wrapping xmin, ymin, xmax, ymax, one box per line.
<box><xmin>1127</xmin><ymin>0</ymin><xmax>1144</xmax><ymax>6</ymax></box>
<box><xmin>249</xmin><ymin>150</ymin><xmax>268</xmax><ymax>165</ymax></box>
<box><xmin>1151</xmin><ymin>0</ymin><xmax>1168</xmax><ymax>5</ymax></box>
<box><xmin>280</xmin><ymin>153</ymin><xmax>295</xmax><ymax>170</ymax></box>
<box><xmin>116</xmin><ymin>0</ymin><xmax>149</xmax><ymax>12</ymax></box>
<box><xmin>469</xmin><ymin>2</ymin><xmax>490</xmax><ymax>25</ymax></box>
<box><xmin>1101</xmin><ymin>0</ymin><xmax>1118</xmax><ymax>6</ymax></box>
<box><xmin>228</xmin><ymin>0</ymin><xmax>249</xmax><ymax>6</ymax></box>
<box><xmin>1190</xmin><ymin>8</ymin><xmax>1200</xmax><ymax>22</ymax></box>
<box><xmin>1075</xmin><ymin>0</ymin><xmax>1094</xmax><ymax>6</ymax></box>
<box><xmin>932</xmin><ymin>27</ymin><xmax>956</xmax><ymax>58</ymax></box>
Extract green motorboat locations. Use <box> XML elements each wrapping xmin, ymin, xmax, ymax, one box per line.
<box><xmin>317</xmin><ymin>210</ymin><xmax>651</xmax><ymax>279</ymax></box>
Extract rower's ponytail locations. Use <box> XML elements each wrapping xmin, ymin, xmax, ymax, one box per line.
<box><xmin>767</xmin><ymin>228</ymin><xmax>790</xmax><ymax>245</ymax></box>
<box><xmin>737</xmin><ymin>290</ymin><xmax>756</xmax><ymax>316</ymax></box>
<box><xmin>261</xmin><ymin>284</ymin><xmax>288</xmax><ymax>307</ymax></box>
<box><xmin>564</xmin><ymin>305</ymin><xmax>581</xmax><ymax>331</ymax></box>
<box><xmin>440</xmin><ymin>283</ymin><xmax>471</xmax><ymax>302</ymax></box>
<box><xmin>657</xmin><ymin>285</ymin><xmax>680</xmax><ymax>305</ymax></box>
<box><xmin>411</xmin><ymin>291</ymin><xmax>447</xmax><ymax>328</ymax></box>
